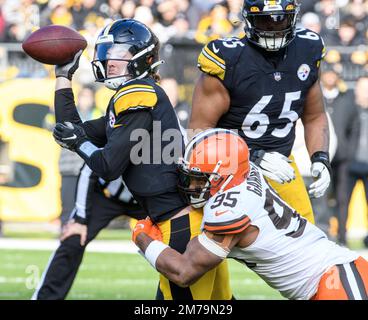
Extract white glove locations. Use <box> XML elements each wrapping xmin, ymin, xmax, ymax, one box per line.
<box><xmin>55</xmin><ymin>50</ymin><xmax>83</xmax><ymax>80</ymax></box>
<box><xmin>255</xmin><ymin>151</ymin><xmax>295</xmax><ymax>184</ymax></box>
<box><xmin>309</xmin><ymin>162</ymin><xmax>331</xmax><ymax>198</ymax></box>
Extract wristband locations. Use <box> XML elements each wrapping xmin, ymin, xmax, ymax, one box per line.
<box><xmin>144</xmin><ymin>240</ymin><xmax>169</xmax><ymax>268</ymax></box>
<box><xmin>311</xmin><ymin>151</ymin><xmax>332</xmax><ymax>175</ymax></box>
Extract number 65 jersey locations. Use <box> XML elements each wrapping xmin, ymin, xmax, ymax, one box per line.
<box><xmin>197</xmin><ymin>28</ymin><xmax>326</xmax><ymax>157</ymax></box>
<box><xmin>202</xmin><ymin>164</ymin><xmax>358</xmax><ymax>300</ymax></box>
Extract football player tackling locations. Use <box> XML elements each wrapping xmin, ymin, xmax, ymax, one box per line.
<box><xmin>133</xmin><ymin>129</ymin><xmax>368</xmax><ymax>300</ymax></box>
<box><xmin>190</xmin><ymin>0</ymin><xmax>331</xmax><ymax>224</ymax></box>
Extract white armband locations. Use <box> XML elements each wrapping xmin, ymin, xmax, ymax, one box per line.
<box><xmin>78</xmin><ymin>141</ymin><xmax>99</xmax><ymax>158</ymax></box>
<box><xmin>198</xmin><ymin>233</ymin><xmax>229</xmax><ymax>259</ymax></box>
<box><xmin>144</xmin><ymin>240</ymin><xmax>169</xmax><ymax>269</ymax></box>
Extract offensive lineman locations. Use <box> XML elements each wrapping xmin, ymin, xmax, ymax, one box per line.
<box><xmin>190</xmin><ymin>0</ymin><xmax>331</xmax><ymax>224</ymax></box>
<box><xmin>133</xmin><ymin>129</ymin><xmax>368</xmax><ymax>300</ymax></box>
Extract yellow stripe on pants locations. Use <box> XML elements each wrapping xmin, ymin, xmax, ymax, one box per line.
<box><xmin>157</xmin><ymin>207</ymin><xmax>232</xmax><ymax>300</ymax></box>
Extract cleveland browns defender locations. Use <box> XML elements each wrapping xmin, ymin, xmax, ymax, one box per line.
<box><xmin>50</xmin><ymin>19</ymin><xmax>232</xmax><ymax>300</ymax></box>
<box><xmin>133</xmin><ymin>130</ymin><xmax>368</xmax><ymax>300</ymax></box>
<box><xmin>190</xmin><ymin>0</ymin><xmax>331</xmax><ymax>224</ymax></box>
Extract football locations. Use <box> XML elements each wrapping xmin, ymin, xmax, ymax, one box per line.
<box><xmin>22</xmin><ymin>25</ymin><xmax>87</xmax><ymax>65</ymax></box>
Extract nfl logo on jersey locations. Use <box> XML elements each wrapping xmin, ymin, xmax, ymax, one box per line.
<box><xmin>274</xmin><ymin>72</ymin><xmax>282</xmax><ymax>81</ymax></box>
<box><xmin>297</xmin><ymin>64</ymin><xmax>311</xmax><ymax>81</ymax></box>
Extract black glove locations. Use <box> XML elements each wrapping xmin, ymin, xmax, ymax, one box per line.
<box><xmin>55</xmin><ymin>50</ymin><xmax>83</xmax><ymax>80</ymax></box>
<box><xmin>53</xmin><ymin>121</ymin><xmax>88</xmax><ymax>151</ymax></box>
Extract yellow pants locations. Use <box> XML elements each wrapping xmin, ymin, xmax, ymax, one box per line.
<box><xmin>157</xmin><ymin>207</ymin><xmax>233</xmax><ymax>300</ymax></box>
<box><xmin>266</xmin><ymin>155</ymin><xmax>315</xmax><ymax>224</ymax></box>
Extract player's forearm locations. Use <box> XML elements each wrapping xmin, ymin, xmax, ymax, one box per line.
<box><xmin>136</xmin><ymin>233</ymin><xmax>201</xmax><ymax>287</ymax></box>
<box><xmin>303</xmin><ymin>111</ymin><xmax>329</xmax><ymax>156</ymax></box>
<box><xmin>76</xmin><ymin>146</ymin><xmax>129</xmax><ymax>181</ymax></box>
<box><xmin>76</xmin><ymin>112</ymin><xmax>152</xmax><ymax>181</ymax></box>
<box><xmin>54</xmin><ymin>87</ymin><xmax>82</xmax><ymax>124</ymax></box>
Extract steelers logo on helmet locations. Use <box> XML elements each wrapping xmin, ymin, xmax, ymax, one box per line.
<box><xmin>242</xmin><ymin>0</ymin><xmax>300</xmax><ymax>51</ymax></box>
<box><xmin>91</xmin><ymin>19</ymin><xmax>164</xmax><ymax>90</ymax></box>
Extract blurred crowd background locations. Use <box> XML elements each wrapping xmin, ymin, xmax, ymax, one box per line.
<box><xmin>0</xmin><ymin>0</ymin><xmax>368</xmax><ymax>247</ymax></box>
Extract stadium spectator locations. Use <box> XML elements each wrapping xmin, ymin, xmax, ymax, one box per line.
<box><xmin>133</xmin><ymin>5</ymin><xmax>176</xmax><ymax>43</ymax></box>
<box><xmin>315</xmin><ymin>0</ymin><xmax>341</xmax><ymax>43</ymax></box>
<box><xmin>333</xmin><ymin>17</ymin><xmax>365</xmax><ymax>46</ymax></box>
<box><xmin>344</xmin><ymin>76</ymin><xmax>368</xmax><ymax>248</ymax></box>
<box><xmin>40</xmin><ymin>0</ymin><xmax>74</xmax><ymax>28</ymax></box>
<box><xmin>191</xmin><ymin>0</ymin><xmax>219</xmax><ymax>12</ymax></box>
<box><xmin>100</xmin><ymin>0</ymin><xmax>124</xmax><ymax>20</ymax></box>
<box><xmin>71</xmin><ymin>0</ymin><xmax>100</xmax><ymax>31</ymax></box>
<box><xmin>160</xmin><ymin>77</ymin><xmax>191</xmax><ymax>128</ymax></box>
<box><xmin>301</xmin><ymin>12</ymin><xmax>322</xmax><ymax>34</ymax></box>
<box><xmin>321</xmin><ymin>66</ymin><xmax>357</xmax><ymax>245</ymax></box>
<box><xmin>171</xmin><ymin>13</ymin><xmax>190</xmax><ymax>39</ymax></box>
<box><xmin>226</xmin><ymin>0</ymin><xmax>242</xmax><ymax>22</ymax></box>
<box><xmin>195</xmin><ymin>2</ymin><xmax>233</xmax><ymax>44</ymax></box>
<box><xmin>121</xmin><ymin>0</ymin><xmax>137</xmax><ymax>19</ymax></box>
<box><xmin>157</xmin><ymin>0</ymin><xmax>179</xmax><ymax>27</ymax></box>
<box><xmin>345</xmin><ymin>0</ymin><xmax>368</xmax><ymax>38</ymax></box>
<box><xmin>175</xmin><ymin>0</ymin><xmax>202</xmax><ymax>31</ymax></box>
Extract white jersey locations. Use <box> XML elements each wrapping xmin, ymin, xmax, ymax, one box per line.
<box><xmin>202</xmin><ymin>164</ymin><xmax>359</xmax><ymax>300</ymax></box>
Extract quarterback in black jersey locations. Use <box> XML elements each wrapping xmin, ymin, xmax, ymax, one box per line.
<box><xmin>190</xmin><ymin>0</ymin><xmax>331</xmax><ymax>223</ymax></box>
<box><xmin>51</xmin><ymin>19</ymin><xmax>232</xmax><ymax>300</ymax></box>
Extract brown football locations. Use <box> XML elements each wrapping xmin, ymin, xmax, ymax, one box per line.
<box><xmin>22</xmin><ymin>25</ymin><xmax>87</xmax><ymax>65</ymax></box>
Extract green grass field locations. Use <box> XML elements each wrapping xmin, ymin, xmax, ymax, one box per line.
<box><xmin>1</xmin><ymin>227</ymin><xmax>365</xmax><ymax>300</ymax></box>
<box><xmin>0</xmin><ymin>248</ymin><xmax>284</xmax><ymax>300</ymax></box>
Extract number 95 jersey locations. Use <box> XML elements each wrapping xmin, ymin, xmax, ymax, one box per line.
<box><xmin>197</xmin><ymin>28</ymin><xmax>326</xmax><ymax>157</ymax></box>
<box><xmin>202</xmin><ymin>164</ymin><xmax>358</xmax><ymax>300</ymax></box>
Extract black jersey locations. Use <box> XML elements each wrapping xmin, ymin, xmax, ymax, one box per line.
<box><xmin>197</xmin><ymin>28</ymin><xmax>326</xmax><ymax>156</ymax></box>
<box><xmin>102</xmin><ymin>78</ymin><xmax>186</xmax><ymax>221</ymax></box>
<box><xmin>55</xmin><ymin>78</ymin><xmax>187</xmax><ymax>222</ymax></box>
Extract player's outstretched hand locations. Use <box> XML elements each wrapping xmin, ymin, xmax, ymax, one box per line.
<box><xmin>53</xmin><ymin>121</ymin><xmax>87</xmax><ymax>151</ymax></box>
<box><xmin>60</xmin><ymin>220</ymin><xmax>87</xmax><ymax>246</ymax></box>
<box><xmin>251</xmin><ymin>150</ymin><xmax>295</xmax><ymax>184</ymax></box>
<box><xmin>55</xmin><ymin>49</ymin><xmax>83</xmax><ymax>80</ymax></box>
<box><xmin>132</xmin><ymin>218</ymin><xmax>163</xmax><ymax>243</ymax></box>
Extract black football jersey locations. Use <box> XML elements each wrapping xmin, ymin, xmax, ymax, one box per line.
<box><xmin>104</xmin><ymin>78</ymin><xmax>187</xmax><ymax>221</ymax></box>
<box><xmin>197</xmin><ymin>28</ymin><xmax>326</xmax><ymax>156</ymax></box>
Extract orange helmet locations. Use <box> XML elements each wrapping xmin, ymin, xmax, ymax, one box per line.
<box><xmin>178</xmin><ymin>129</ymin><xmax>250</xmax><ymax>208</ymax></box>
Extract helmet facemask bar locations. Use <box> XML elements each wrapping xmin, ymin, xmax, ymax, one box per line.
<box><xmin>91</xmin><ymin>42</ymin><xmax>135</xmax><ymax>89</ymax></box>
<box><xmin>243</xmin><ymin>9</ymin><xmax>299</xmax><ymax>51</ymax></box>
<box><xmin>177</xmin><ymin>160</ymin><xmax>224</xmax><ymax>208</ymax></box>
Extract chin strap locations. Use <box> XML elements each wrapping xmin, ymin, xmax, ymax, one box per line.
<box><xmin>104</xmin><ymin>60</ymin><xmax>166</xmax><ymax>90</ymax></box>
<box><xmin>136</xmin><ymin>60</ymin><xmax>166</xmax><ymax>80</ymax></box>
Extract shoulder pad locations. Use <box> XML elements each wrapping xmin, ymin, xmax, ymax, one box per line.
<box><xmin>197</xmin><ymin>39</ymin><xmax>227</xmax><ymax>80</ymax></box>
<box><xmin>113</xmin><ymin>79</ymin><xmax>157</xmax><ymax>115</ymax></box>
<box><xmin>295</xmin><ymin>28</ymin><xmax>326</xmax><ymax>64</ymax></box>
<box><xmin>203</xmin><ymin>190</ymin><xmax>251</xmax><ymax>235</ymax></box>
